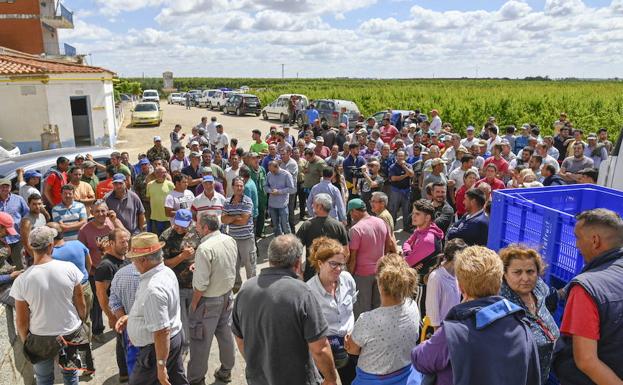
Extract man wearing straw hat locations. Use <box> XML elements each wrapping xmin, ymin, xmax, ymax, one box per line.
<box><xmin>126</xmin><ymin>232</ymin><xmax>189</xmax><ymax>385</ymax></box>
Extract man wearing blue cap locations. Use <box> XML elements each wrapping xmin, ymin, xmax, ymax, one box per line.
<box><xmin>17</xmin><ymin>168</ymin><xmax>42</xmax><ymax>202</ymax></box>
<box><xmin>160</xmin><ymin>209</ymin><xmax>201</xmax><ymax>352</ymax></box>
<box><xmin>191</xmin><ymin>175</ymin><xmax>227</xmax><ymax>222</ymax></box>
<box><xmin>105</xmin><ymin>174</ymin><xmax>145</xmax><ymax>235</ymax></box>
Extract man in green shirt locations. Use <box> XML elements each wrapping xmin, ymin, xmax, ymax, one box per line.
<box><xmin>81</xmin><ymin>161</ymin><xmax>100</xmax><ymax>192</ymax></box>
<box><xmin>249</xmin><ymin>129</ymin><xmax>269</xmax><ymax>155</ymax></box>
<box><xmin>146</xmin><ymin>166</ymin><xmax>175</xmax><ymax>236</ymax></box>
<box><xmin>302</xmin><ymin>148</ymin><xmax>326</xmax><ymax>189</ymax></box>
<box><xmin>248</xmin><ymin>152</ymin><xmax>267</xmax><ymax>238</ymax></box>
<box><xmin>110</xmin><ymin>152</ymin><xmax>132</xmax><ymax>186</ymax></box>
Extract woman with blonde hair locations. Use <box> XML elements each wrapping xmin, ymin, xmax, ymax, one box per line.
<box><xmin>306</xmin><ymin>236</ymin><xmax>358</xmax><ymax>384</ymax></box>
<box><xmin>499</xmin><ymin>244</ymin><xmax>559</xmax><ymax>383</ymax></box>
<box><xmin>345</xmin><ymin>254</ymin><xmax>420</xmax><ymax>384</ymax></box>
<box><xmin>412</xmin><ymin>246</ymin><xmax>540</xmax><ymax>385</ymax></box>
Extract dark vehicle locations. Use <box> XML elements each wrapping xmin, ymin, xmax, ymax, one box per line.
<box><xmin>224</xmin><ymin>94</ymin><xmax>262</xmax><ymax>116</ymax></box>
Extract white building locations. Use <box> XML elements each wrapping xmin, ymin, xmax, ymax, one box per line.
<box><xmin>0</xmin><ymin>47</ymin><xmax>117</xmax><ymax>153</ymax></box>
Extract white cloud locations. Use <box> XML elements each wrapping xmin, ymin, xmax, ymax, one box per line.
<box><xmin>62</xmin><ymin>0</ymin><xmax>623</xmax><ymax>78</ymax></box>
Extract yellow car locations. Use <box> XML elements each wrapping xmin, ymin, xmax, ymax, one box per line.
<box><xmin>131</xmin><ymin>102</ymin><xmax>163</xmax><ymax>126</ymax></box>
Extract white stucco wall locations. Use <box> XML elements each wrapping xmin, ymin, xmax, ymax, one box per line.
<box><xmin>0</xmin><ymin>72</ymin><xmax>116</xmax><ymax>152</ymax></box>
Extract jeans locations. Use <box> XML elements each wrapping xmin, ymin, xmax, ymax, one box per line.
<box><xmin>147</xmin><ymin>220</ymin><xmax>170</xmax><ymax>236</ymax></box>
<box><xmin>269</xmin><ymin>207</ymin><xmax>290</xmax><ymax>236</ymax></box>
<box><xmin>33</xmin><ymin>358</ymin><xmax>78</xmax><ymax>385</ymax></box>
<box><xmin>389</xmin><ymin>188</ymin><xmax>411</xmax><ymax>231</ymax></box>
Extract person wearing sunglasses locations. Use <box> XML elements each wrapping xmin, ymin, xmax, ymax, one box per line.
<box><xmin>306</xmin><ymin>236</ymin><xmax>357</xmax><ymax>384</ymax></box>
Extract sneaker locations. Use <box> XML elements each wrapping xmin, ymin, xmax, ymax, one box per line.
<box><xmin>213</xmin><ymin>367</ymin><xmax>232</xmax><ymax>383</ymax></box>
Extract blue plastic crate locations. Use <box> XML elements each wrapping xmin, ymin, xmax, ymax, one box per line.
<box><xmin>488</xmin><ymin>184</ymin><xmax>623</xmax><ymax>288</ymax></box>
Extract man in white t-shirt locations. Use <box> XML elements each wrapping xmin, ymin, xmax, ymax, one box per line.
<box><xmin>10</xmin><ymin>226</ymin><xmax>86</xmax><ymax>384</ymax></box>
<box><xmin>206</xmin><ymin>116</ymin><xmax>218</xmax><ymax>143</ymax></box>
<box><xmin>213</xmin><ymin>123</ymin><xmax>230</xmax><ymax>156</ymax></box>
<box><xmin>460</xmin><ymin>126</ymin><xmax>479</xmax><ymax>149</ymax></box>
<box><xmin>165</xmin><ymin>174</ymin><xmax>195</xmax><ymax>225</ymax></box>
<box><xmin>224</xmin><ymin>154</ymin><xmax>241</xmax><ymax>198</ymax></box>
<box><xmin>429</xmin><ymin>109</ymin><xmax>442</xmax><ymax>134</ymax></box>
<box><xmin>169</xmin><ymin>146</ymin><xmax>189</xmax><ymax>173</ymax></box>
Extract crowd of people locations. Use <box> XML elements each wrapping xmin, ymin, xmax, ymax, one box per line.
<box><xmin>0</xmin><ymin>108</ymin><xmax>621</xmax><ymax>385</ymax></box>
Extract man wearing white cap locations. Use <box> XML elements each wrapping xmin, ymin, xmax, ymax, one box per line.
<box><xmin>460</xmin><ymin>126</ymin><xmax>479</xmax><ymax>149</ymax></box>
<box><xmin>147</xmin><ymin>136</ymin><xmax>171</xmax><ymax>165</ymax></box>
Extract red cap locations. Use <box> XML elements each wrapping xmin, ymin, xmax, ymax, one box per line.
<box><xmin>0</xmin><ymin>212</ymin><xmax>17</xmax><ymax>236</ymax></box>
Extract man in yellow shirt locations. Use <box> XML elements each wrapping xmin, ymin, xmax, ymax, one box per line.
<box><xmin>146</xmin><ymin>166</ymin><xmax>175</xmax><ymax>236</ymax></box>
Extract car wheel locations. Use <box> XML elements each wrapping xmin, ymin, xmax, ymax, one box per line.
<box><xmin>255</xmin><ymin>112</ymin><xmax>261</xmax><ymax>117</ymax></box>
<box><xmin>262</xmin><ymin>111</ymin><xmax>268</xmax><ymax>120</ymax></box>
<box><xmin>236</xmin><ymin>108</ymin><xmax>242</xmax><ymax>116</ymax></box>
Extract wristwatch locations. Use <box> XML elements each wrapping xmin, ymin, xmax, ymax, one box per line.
<box><xmin>157</xmin><ymin>359</ymin><xmax>166</xmax><ymax>367</ymax></box>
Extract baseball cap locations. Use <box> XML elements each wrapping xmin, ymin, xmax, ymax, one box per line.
<box><xmin>430</xmin><ymin>109</ymin><xmax>439</xmax><ymax>114</ymax></box>
<box><xmin>190</xmin><ymin>140</ymin><xmax>199</xmax><ymax>146</ymax></box>
<box><xmin>153</xmin><ymin>136</ymin><xmax>162</xmax><ymax>142</ymax></box>
<box><xmin>457</xmin><ymin>146</ymin><xmax>469</xmax><ymax>153</ymax></box>
<box><xmin>316</xmin><ymin>136</ymin><xmax>324</xmax><ymax>142</ymax></box>
<box><xmin>249</xmin><ymin>152</ymin><xmax>260</xmax><ymax>158</ymax></box>
<box><xmin>466</xmin><ymin>126</ymin><xmax>475</xmax><ymax>132</ymax></box>
<box><xmin>0</xmin><ymin>212</ymin><xmax>17</xmax><ymax>236</ymax></box>
<box><xmin>442</xmin><ymin>135</ymin><xmax>452</xmax><ymax>141</ymax></box>
<box><xmin>587</xmin><ymin>133</ymin><xmax>597</xmax><ymax>140</ymax></box>
<box><xmin>431</xmin><ymin>158</ymin><xmax>447</xmax><ymax>166</ymax></box>
<box><xmin>24</xmin><ymin>170</ymin><xmax>42</xmax><ymax>181</ymax></box>
<box><xmin>521</xmin><ymin>123</ymin><xmax>531</xmax><ymax>130</ymax></box>
<box><xmin>500</xmin><ymin>139</ymin><xmax>510</xmax><ymax>146</ymax></box>
<box><xmin>202</xmin><ymin>175</ymin><xmax>215</xmax><ymax>183</ymax></box>
<box><xmin>28</xmin><ymin>225</ymin><xmax>56</xmax><ymax>248</ymax></box>
<box><xmin>174</xmin><ymin>209</ymin><xmax>192</xmax><ymax>228</ymax></box>
<box><xmin>0</xmin><ymin>178</ymin><xmax>11</xmax><ymax>186</ymax></box>
<box><xmin>83</xmin><ymin>160</ymin><xmax>96</xmax><ymax>168</ymax></box>
<box><xmin>139</xmin><ymin>158</ymin><xmax>151</xmax><ymax>165</ymax></box>
<box><xmin>75</xmin><ymin>154</ymin><xmax>85</xmax><ymax>160</ymax></box>
<box><xmin>190</xmin><ymin>151</ymin><xmax>201</xmax><ymax>158</ymax></box>
<box><xmin>357</xmin><ymin>129</ymin><xmax>367</xmax><ymax>135</ymax></box>
<box><xmin>347</xmin><ymin>199</ymin><xmax>366</xmax><ymax>213</ymax></box>
<box><xmin>408</xmin><ymin>123</ymin><xmax>417</xmax><ymax>129</ymax></box>
<box><xmin>112</xmin><ymin>173</ymin><xmax>126</xmax><ymax>183</ymax></box>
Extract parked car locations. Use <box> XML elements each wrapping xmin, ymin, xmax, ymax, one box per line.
<box><xmin>142</xmin><ymin>89</ymin><xmax>160</xmax><ymax>104</ymax></box>
<box><xmin>184</xmin><ymin>90</ymin><xmax>201</xmax><ymax>106</ymax></box>
<box><xmin>197</xmin><ymin>89</ymin><xmax>219</xmax><ymax>108</ymax></box>
<box><xmin>369</xmin><ymin>109</ymin><xmax>412</xmax><ymax>129</ymax></box>
<box><xmin>131</xmin><ymin>102</ymin><xmax>163</xmax><ymax>126</ymax></box>
<box><xmin>0</xmin><ymin>146</ymin><xmax>113</xmax><ymax>193</ymax></box>
<box><xmin>209</xmin><ymin>90</ymin><xmax>236</xmax><ymax>111</ymax></box>
<box><xmin>262</xmin><ymin>94</ymin><xmax>309</xmax><ymax>123</ymax></box>
<box><xmin>0</xmin><ymin>138</ymin><xmax>21</xmax><ymax>160</ymax></box>
<box><xmin>224</xmin><ymin>94</ymin><xmax>262</xmax><ymax>116</ymax></box>
<box><xmin>311</xmin><ymin>99</ymin><xmax>360</xmax><ymax>129</ymax></box>
<box><xmin>120</xmin><ymin>94</ymin><xmax>133</xmax><ymax>102</ymax></box>
<box><xmin>167</xmin><ymin>93</ymin><xmax>184</xmax><ymax>104</ymax></box>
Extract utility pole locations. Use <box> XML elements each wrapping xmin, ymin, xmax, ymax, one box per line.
<box><xmin>281</xmin><ymin>64</ymin><xmax>285</xmax><ymax>79</ymax></box>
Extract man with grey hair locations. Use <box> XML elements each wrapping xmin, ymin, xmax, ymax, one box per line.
<box><xmin>10</xmin><ymin>226</ymin><xmax>87</xmax><ymax>384</ymax></box>
<box><xmin>232</xmin><ymin>234</ymin><xmax>339</xmax><ymax>385</ymax></box>
<box><xmin>554</xmin><ymin>209</ymin><xmax>623</xmax><ymax>384</ymax></box>
<box><xmin>187</xmin><ymin>215</ymin><xmax>238</xmax><ymax>384</ymax></box>
<box><xmin>126</xmin><ymin>232</ymin><xmax>189</xmax><ymax>385</ymax></box>
<box><xmin>370</xmin><ymin>191</ymin><xmax>398</xmax><ymax>249</ymax></box>
<box><xmin>296</xmin><ymin>193</ymin><xmax>349</xmax><ymax>281</ymax></box>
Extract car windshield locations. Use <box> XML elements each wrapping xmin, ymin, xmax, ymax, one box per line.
<box><xmin>135</xmin><ymin>104</ymin><xmax>157</xmax><ymax>112</ymax></box>
<box><xmin>0</xmin><ymin>139</ymin><xmax>16</xmax><ymax>151</ymax></box>
<box><xmin>171</xmin><ymin>93</ymin><xmax>180</xmax><ymax>97</ymax></box>
<box><xmin>244</xmin><ymin>97</ymin><xmax>259</xmax><ymax>103</ymax></box>
<box><xmin>144</xmin><ymin>91</ymin><xmax>158</xmax><ymax>97</ymax></box>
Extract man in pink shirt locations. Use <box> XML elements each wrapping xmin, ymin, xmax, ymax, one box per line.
<box><xmin>347</xmin><ymin>198</ymin><xmax>397</xmax><ymax>318</ymax></box>
<box><xmin>379</xmin><ymin>118</ymin><xmax>399</xmax><ymax>144</ymax></box>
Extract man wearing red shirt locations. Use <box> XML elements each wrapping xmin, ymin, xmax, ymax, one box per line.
<box><xmin>483</xmin><ymin>144</ymin><xmax>509</xmax><ymax>178</ymax></box>
<box><xmin>554</xmin><ymin>209</ymin><xmax>623</xmax><ymax>385</ymax></box>
<box><xmin>43</xmin><ymin>156</ymin><xmax>69</xmax><ymax>207</ymax></box>
<box><xmin>379</xmin><ymin>118</ymin><xmax>399</xmax><ymax>144</ymax></box>
<box><xmin>475</xmin><ymin>164</ymin><xmax>505</xmax><ymax>191</ymax></box>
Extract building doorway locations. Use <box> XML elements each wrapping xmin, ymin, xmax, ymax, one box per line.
<box><xmin>70</xmin><ymin>96</ymin><xmax>93</xmax><ymax>147</ymax></box>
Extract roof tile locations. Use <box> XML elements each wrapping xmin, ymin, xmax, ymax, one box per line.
<box><xmin>0</xmin><ymin>54</ymin><xmax>114</xmax><ymax>75</ymax></box>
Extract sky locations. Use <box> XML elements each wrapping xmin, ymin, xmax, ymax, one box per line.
<box><xmin>57</xmin><ymin>0</ymin><xmax>623</xmax><ymax>78</ymax></box>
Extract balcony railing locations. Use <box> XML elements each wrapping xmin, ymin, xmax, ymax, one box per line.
<box><xmin>41</xmin><ymin>1</ymin><xmax>73</xmax><ymax>29</ymax></box>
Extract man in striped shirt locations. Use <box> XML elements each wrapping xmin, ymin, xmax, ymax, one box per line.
<box><xmin>52</xmin><ymin>184</ymin><xmax>87</xmax><ymax>241</ymax></box>
<box><xmin>191</xmin><ymin>175</ymin><xmax>226</xmax><ymax>222</ymax></box>
<box><xmin>222</xmin><ymin>177</ymin><xmax>256</xmax><ymax>292</ymax></box>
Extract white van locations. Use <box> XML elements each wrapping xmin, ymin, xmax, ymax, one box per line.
<box><xmin>261</xmin><ymin>94</ymin><xmax>309</xmax><ymax>123</ymax></box>
<box><xmin>598</xmin><ymin>127</ymin><xmax>623</xmax><ymax>190</ymax></box>
<box><xmin>208</xmin><ymin>90</ymin><xmax>236</xmax><ymax>111</ymax></box>
<box><xmin>197</xmin><ymin>89</ymin><xmax>219</xmax><ymax>108</ymax></box>
<box><xmin>142</xmin><ymin>89</ymin><xmax>160</xmax><ymax>104</ymax></box>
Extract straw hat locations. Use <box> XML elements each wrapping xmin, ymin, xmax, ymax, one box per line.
<box><xmin>127</xmin><ymin>232</ymin><xmax>165</xmax><ymax>259</ymax></box>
